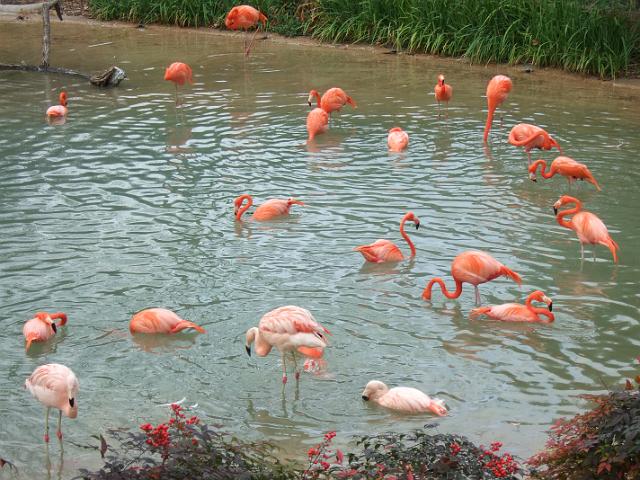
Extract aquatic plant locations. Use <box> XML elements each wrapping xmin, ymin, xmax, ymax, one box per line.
<box><xmin>528</xmin><ymin>359</ymin><xmax>640</xmax><ymax>479</ymax></box>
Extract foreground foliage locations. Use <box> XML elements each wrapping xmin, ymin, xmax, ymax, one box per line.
<box><xmin>87</xmin><ymin>0</ymin><xmax>639</xmax><ymax>78</ymax></box>
<box><xmin>528</xmin><ymin>365</ymin><xmax>640</xmax><ymax>479</ymax></box>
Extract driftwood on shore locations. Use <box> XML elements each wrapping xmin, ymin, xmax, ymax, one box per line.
<box><xmin>0</xmin><ymin>0</ymin><xmax>126</xmax><ymax>86</ymax></box>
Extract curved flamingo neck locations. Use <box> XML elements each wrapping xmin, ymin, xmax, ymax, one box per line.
<box><xmin>311</xmin><ymin>91</ymin><xmax>321</xmax><ymax>107</ymax></box>
<box><xmin>556</xmin><ymin>197</ymin><xmax>581</xmax><ymax>230</ymax></box>
<box><xmin>531</xmin><ymin>159</ymin><xmax>552</xmax><ymax>178</ymax></box>
<box><xmin>51</xmin><ymin>312</ymin><xmax>67</xmax><ymax>326</ymax></box>
<box><xmin>423</xmin><ymin>278</ymin><xmax>463</xmax><ymax>300</ymax></box>
<box><xmin>525</xmin><ymin>297</ymin><xmax>554</xmax><ymax>323</ymax></box>
<box><xmin>483</xmin><ymin>107</ymin><xmax>495</xmax><ymax>143</ymax></box>
<box><xmin>399</xmin><ymin>215</ymin><xmax>416</xmax><ymax>257</ymax></box>
<box><xmin>236</xmin><ymin>195</ymin><xmax>253</xmax><ymax>220</ymax></box>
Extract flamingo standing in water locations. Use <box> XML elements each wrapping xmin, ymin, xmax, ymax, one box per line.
<box><xmin>23</xmin><ymin>312</ymin><xmax>67</xmax><ymax>351</ymax></box>
<box><xmin>245</xmin><ymin>305</ymin><xmax>330</xmax><ymax>384</ymax></box>
<box><xmin>25</xmin><ymin>363</ymin><xmax>79</xmax><ymax>442</ymax></box>
<box><xmin>164</xmin><ymin>62</ymin><xmax>193</xmax><ymax>105</ymax></box>
<box><xmin>225</xmin><ymin>5</ymin><xmax>267</xmax><ymax>56</ymax></box>
<box><xmin>529</xmin><ymin>156</ymin><xmax>600</xmax><ymax>190</ymax></box>
<box><xmin>483</xmin><ymin>75</ymin><xmax>512</xmax><ymax>143</ymax></box>
<box><xmin>306</xmin><ymin>108</ymin><xmax>329</xmax><ymax>142</ymax></box>
<box><xmin>422</xmin><ymin>250</ymin><xmax>522</xmax><ymax>305</ymax></box>
<box><xmin>361</xmin><ymin>380</ymin><xmax>447</xmax><ymax>416</ymax></box>
<box><xmin>354</xmin><ymin>211</ymin><xmax>420</xmax><ymax>263</ymax></box>
<box><xmin>307</xmin><ymin>88</ymin><xmax>357</xmax><ymax>121</ymax></box>
<box><xmin>234</xmin><ymin>194</ymin><xmax>304</xmax><ymax>221</ymax></box>
<box><xmin>387</xmin><ymin>127</ymin><xmax>409</xmax><ymax>152</ymax></box>
<box><xmin>46</xmin><ymin>92</ymin><xmax>67</xmax><ymax>117</ymax></box>
<box><xmin>434</xmin><ymin>74</ymin><xmax>452</xmax><ymax>115</ymax></box>
<box><xmin>470</xmin><ymin>290</ymin><xmax>554</xmax><ymax>323</ymax></box>
<box><xmin>129</xmin><ymin>308</ymin><xmax>205</xmax><ymax>334</ymax></box>
<box><xmin>508</xmin><ymin>123</ymin><xmax>562</xmax><ymax>165</ymax></box>
<box><xmin>553</xmin><ymin>195</ymin><xmax>619</xmax><ymax>262</ymax></box>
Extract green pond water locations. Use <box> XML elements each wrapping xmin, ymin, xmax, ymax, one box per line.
<box><xmin>0</xmin><ymin>18</ymin><xmax>639</xmax><ymax>479</ymax></box>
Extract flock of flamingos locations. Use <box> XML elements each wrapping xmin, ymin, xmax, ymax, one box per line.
<box><xmin>24</xmin><ymin>3</ymin><xmax>620</xmax><ymax>449</ymax></box>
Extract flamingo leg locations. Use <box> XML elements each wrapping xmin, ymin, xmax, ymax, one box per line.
<box><xmin>56</xmin><ymin>410</ymin><xmax>63</xmax><ymax>440</ymax></box>
<box><xmin>44</xmin><ymin>407</ymin><xmax>50</xmax><ymax>442</ymax></box>
<box><xmin>474</xmin><ymin>285</ymin><xmax>481</xmax><ymax>306</ymax></box>
<box><xmin>281</xmin><ymin>353</ymin><xmax>288</xmax><ymax>384</ymax></box>
<box><xmin>174</xmin><ymin>83</ymin><xmax>179</xmax><ymax>106</ymax></box>
<box><xmin>580</xmin><ymin>243</ymin><xmax>585</xmax><ymax>262</ymax></box>
<box><xmin>593</xmin><ymin>247</ymin><xmax>596</xmax><ymax>262</ymax></box>
<box><xmin>292</xmin><ymin>354</ymin><xmax>300</xmax><ymax>382</ymax></box>
<box><xmin>245</xmin><ymin>26</ymin><xmax>260</xmax><ymax>57</ymax></box>
<box><xmin>527</xmin><ymin>151</ymin><xmax>532</xmax><ymax>166</ymax></box>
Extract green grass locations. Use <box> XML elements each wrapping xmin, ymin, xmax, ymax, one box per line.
<box><xmin>88</xmin><ymin>0</ymin><xmax>639</xmax><ymax>78</ymax></box>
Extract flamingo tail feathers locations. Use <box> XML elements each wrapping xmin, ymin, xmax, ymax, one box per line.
<box><xmin>170</xmin><ymin>321</ymin><xmax>206</xmax><ymax>334</ymax></box>
<box><xmin>500</xmin><ymin>266</ymin><xmax>522</xmax><ymax>285</ymax></box>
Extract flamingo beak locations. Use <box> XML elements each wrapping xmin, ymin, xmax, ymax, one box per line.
<box><xmin>415</xmin><ymin>221</ymin><xmax>420</xmax><ymax>230</ymax></box>
<box><xmin>553</xmin><ymin>206</ymin><xmax>558</xmax><ymax>215</ymax></box>
<box><xmin>548</xmin><ymin>302</ymin><xmax>553</xmax><ymax>312</ymax></box>
<box><xmin>361</xmin><ymin>395</ymin><xmax>369</xmax><ymax>401</ymax></box>
<box><xmin>69</xmin><ymin>398</ymin><xmax>75</xmax><ymax>407</ymax></box>
<box><xmin>529</xmin><ymin>172</ymin><xmax>537</xmax><ymax>182</ymax></box>
<box><xmin>245</xmin><ymin>345</ymin><xmax>251</xmax><ymax>357</ymax></box>
<box><xmin>51</xmin><ymin>323</ymin><xmax>57</xmax><ymax>333</ymax></box>
<box><xmin>542</xmin><ymin>295</ymin><xmax>553</xmax><ymax>311</ymax></box>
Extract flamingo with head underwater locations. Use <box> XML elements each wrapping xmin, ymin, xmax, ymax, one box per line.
<box><xmin>470</xmin><ymin>290</ymin><xmax>554</xmax><ymax>323</ymax></box>
<box><xmin>553</xmin><ymin>195</ymin><xmax>618</xmax><ymax>262</ymax></box>
<box><xmin>354</xmin><ymin>211</ymin><xmax>420</xmax><ymax>263</ymax></box>
<box><xmin>422</xmin><ymin>250</ymin><xmax>522</xmax><ymax>305</ymax></box>
<box><xmin>306</xmin><ymin>108</ymin><xmax>329</xmax><ymax>142</ymax></box>
<box><xmin>245</xmin><ymin>305</ymin><xmax>330</xmax><ymax>384</ymax></box>
<box><xmin>361</xmin><ymin>380</ymin><xmax>448</xmax><ymax>416</ymax></box>
<box><xmin>529</xmin><ymin>156</ymin><xmax>600</xmax><ymax>190</ymax></box>
<box><xmin>483</xmin><ymin>75</ymin><xmax>512</xmax><ymax>143</ymax></box>
<box><xmin>509</xmin><ymin>123</ymin><xmax>562</xmax><ymax>165</ymax></box>
<box><xmin>225</xmin><ymin>5</ymin><xmax>268</xmax><ymax>56</ymax></box>
<box><xmin>234</xmin><ymin>194</ymin><xmax>304</xmax><ymax>221</ymax></box>
<box><xmin>387</xmin><ymin>127</ymin><xmax>409</xmax><ymax>152</ymax></box>
<box><xmin>129</xmin><ymin>308</ymin><xmax>205</xmax><ymax>334</ymax></box>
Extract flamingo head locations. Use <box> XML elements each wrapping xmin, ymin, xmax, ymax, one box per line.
<box><xmin>307</xmin><ymin>90</ymin><xmax>320</xmax><ymax>107</ymax></box>
<box><xmin>553</xmin><ymin>195</ymin><xmax>578</xmax><ymax>215</ymax></box>
<box><xmin>59</xmin><ymin>91</ymin><xmax>67</xmax><ymax>107</ymax></box>
<box><xmin>245</xmin><ymin>327</ymin><xmax>258</xmax><ymax>356</ymax></box>
<box><xmin>224</xmin><ymin>8</ymin><xmax>238</xmax><ymax>29</ymax></box>
<box><xmin>428</xmin><ymin>397</ymin><xmax>448</xmax><ymax>417</ymax></box>
<box><xmin>287</xmin><ymin>197</ymin><xmax>305</xmax><ymax>207</ymax></box>
<box><xmin>403</xmin><ymin>211</ymin><xmax>420</xmax><ymax>229</ymax></box>
<box><xmin>361</xmin><ymin>380</ymin><xmax>389</xmax><ymax>401</ymax></box>
<box><xmin>529</xmin><ymin>290</ymin><xmax>553</xmax><ymax>311</ymax></box>
<box><xmin>437</xmin><ymin>74</ymin><xmax>445</xmax><ymax>86</ymax></box>
<box><xmin>35</xmin><ymin>312</ymin><xmax>57</xmax><ymax>333</ymax></box>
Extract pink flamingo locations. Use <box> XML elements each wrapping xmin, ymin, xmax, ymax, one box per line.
<box><xmin>130</xmin><ymin>308</ymin><xmax>205</xmax><ymax>334</ymax></box>
<box><xmin>23</xmin><ymin>311</ymin><xmax>67</xmax><ymax>351</ymax></box>
<box><xmin>307</xmin><ymin>88</ymin><xmax>357</xmax><ymax>118</ymax></box>
<box><xmin>470</xmin><ymin>290</ymin><xmax>554</xmax><ymax>323</ymax></box>
<box><xmin>434</xmin><ymin>74</ymin><xmax>452</xmax><ymax>114</ymax></box>
<box><xmin>245</xmin><ymin>305</ymin><xmax>330</xmax><ymax>384</ymax></box>
<box><xmin>387</xmin><ymin>127</ymin><xmax>409</xmax><ymax>152</ymax></box>
<box><xmin>46</xmin><ymin>92</ymin><xmax>67</xmax><ymax>117</ymax></box>
<box><xmin>164</xmin><ymin>62</ymin><xmax>193</xmax><ymax>104</ymax></box>
<box><xmin>553</xmin><ymin>195</ymin><xmax>619</xmax><ymax>262</ymax></box>
<box><xmin>25</xmin><ymin>363</ymin><xmax>79</xmax><ymax>442</ymax></box>
<box><xmin>529</xmin><ymin>156</ymin><xmax>600</xmax><ymax>190</ymax></box>
<box><xmin>509</xmin><ymin>123</ymin><xmax>562</xmax><ymax>165</ymax></box>
<box><xmin>483</xmin><ymin>75</ymin><xmax>512</xmax><ymax>143</ymax></box>
<box><xmin>354</xmin><ymin>211</ymin><xmax>420</xmax><ymax>263</ymax></box>
<box><xmin>422</xmin><ymin>250</ymin><xmax>522</xmax><ymax>305</ymax></box>
<box><xmin>361</xmin><ymin>380</ymin><xmax>447</xmax><ymax>416</ymax></box>
<box><xmin>225</xmin><ymin>5</ymin><xmax>268</xmax><ymax>56</ymax></box>
<box><xmin>234</xmin><ymin>194</ymin><xmax>304</xmax><ymax>222</ymax></box>
<box><xmin>306</xmin><ymin>107</ymin><xmax>329</xmax><ymax>142</ymax></box>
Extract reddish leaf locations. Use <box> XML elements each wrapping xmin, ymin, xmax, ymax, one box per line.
<box><xmin>625</xmin><ymin>379</ymin><xmax>633</xmax><ymax>390</ymax></box>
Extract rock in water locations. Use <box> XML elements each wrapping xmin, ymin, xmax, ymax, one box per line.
<box><xmin>90</xmin><ymin>66</ymin><xmax>126</xmax><ymax>87</ymax></box>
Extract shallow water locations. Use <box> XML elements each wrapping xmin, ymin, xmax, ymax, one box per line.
<box><xmin>0</xmin><ymin>18</ymin><xmax>639</xmax><ymax>478</ymax></box>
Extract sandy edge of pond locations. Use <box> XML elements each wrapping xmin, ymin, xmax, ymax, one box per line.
<box><xmin>2</xmin><ymin>11</ymin><xmax>640</xmax><ymax>98</ymax></box>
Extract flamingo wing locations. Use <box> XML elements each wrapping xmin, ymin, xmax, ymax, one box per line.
<box><xmin>354</xmin><ymin>239</ymin><xmax>403</xmax><ymax>263</ymax></box>
<box><xmin>379</xmin><ymin>387</ymin><xmax>443</xmax><ymax>414</ymax></box>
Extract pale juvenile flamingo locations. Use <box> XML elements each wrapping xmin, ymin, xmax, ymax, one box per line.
<box><xmin>307</xmin><ymin>88</ymin><xmax>357</xmax><ymax>118</ymax></box>
<box><xmin>553</xmin><ymin>195</ymin><xmax>619</xmax><ymax>262</ymax></box>
<box><xmin>129</xmin><ymin>308</ymin><xmax>205</xmax><ymax>334</ymax></box>
<box><xmin>306</xmin><ymin>107</ymin><xmax>329</xmax><ymax>142</ymax></box>
<box><xmin>225</xmin><ymin>5</ymin><xmax>267</xmax><ymax>56</ymax></box>
<box><xmin>23</xmin><ymin>312</ymin><xmax>67</xmax><ymax>351</ymax></box>
<box><xmin>25</xmin><ymin>363</ymin><xmax>78</xmax><ymax>442</ymax></box>
<box><xmin>470</xmin><ymin>290</ymin><xmax>554</xmax><ymax>323</ymax></box>
<box><xmin>234</xmin><ymin>194</ymin><xmax>304</xmax><ymax>222</ymax></box>
<box><xmin>354</xmin><ymin>211</ymin><xmax>420</xmax><ymax>263</ymax></box>
<box><xmin>46</xmin><ymin>92</ymin><xmax>67</xmax><ymax>117</ymax></box>
<box><xmin>245</xmin><ymin>305</ymin><xmax>330</xmax><ymax>384</ymax></box>
<box><xmin>483</xmin><ymin>75</ymin><xmax>512</xmax><ymax>143</ymax></box>
<box><xmin>361</xmin><ymin>380</ymin><xmax>447</xmax><ymax>416</ymax></box>
<box><xmin>508</xmin><ymin>123</ymin><xmax>562</xmax><ymax>165</ymax></box>
<box><xmin>422</xmin><ymin>250</ymin><xmax>522</xmax><ymax>305</ymax></box>
<box><xmin>387</xmin><ymin>127</ymin><xmax>409</xmax><ymax>152</ymax></box>
<box><xmin>164</xmin><ymin>62</ymin><xmax>193</xmax><ymax>105</ymax></box>
<box><xmin>529</xmin><ymin>156</ymin><xmax>600</xmax><ymax>191</ymax></box>
<box><xmin>434</xmin><ymin>74</ymin><xmax>452</xmax><ymax>114</ymax></box>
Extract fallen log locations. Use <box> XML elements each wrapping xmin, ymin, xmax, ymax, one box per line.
<box><xmin>0</xmin><ymin>63</ymin><xmax>127</xmax><ymax>86</ymax></box>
